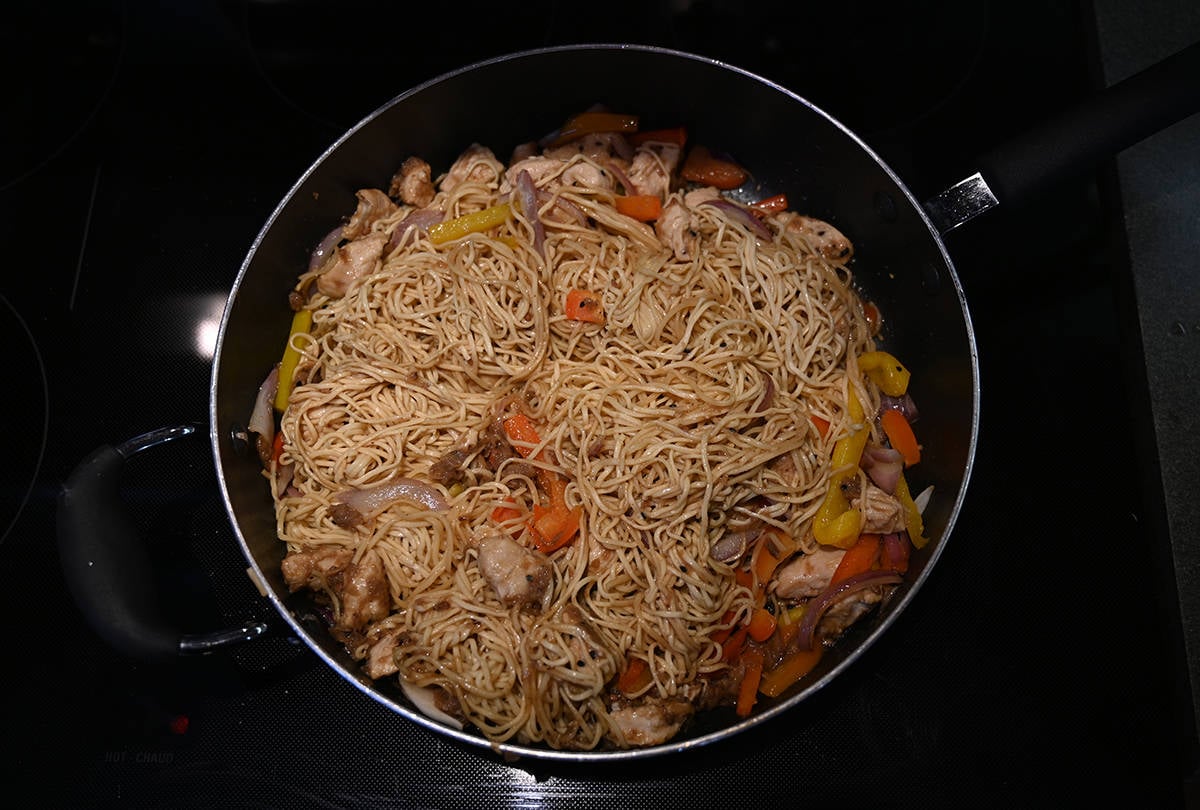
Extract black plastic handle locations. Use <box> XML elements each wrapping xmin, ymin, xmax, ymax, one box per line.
<box><xmin>977</xmin><ymin>39</ymin><xmax>1200</xmax><ymax>207</ymax></box>
<box><xmin>57</xmin><ymin>425</ymin><xmax>268</xmax><ymax>661</ymax></box>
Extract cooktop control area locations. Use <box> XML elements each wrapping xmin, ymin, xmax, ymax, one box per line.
<box><xmin>3</xmin><ymin>0</ymin><xmax>1197</xmax><ymax>806</ymax></box>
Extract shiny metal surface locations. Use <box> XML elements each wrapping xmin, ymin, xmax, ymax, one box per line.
<box><xmin>922</xmin><ymin>172</ymin><xmax>1000</xmax><ymax>235</ymax></box>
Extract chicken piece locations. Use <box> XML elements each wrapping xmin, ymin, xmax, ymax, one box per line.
<box><xmin>428</xmin><ymin>447</ymin><xmax>469</xmax><ymax>486</ymax></box>
<box><xmin>389</xmin><ymin>157</ymin><xmax>435</xmax><ymax>207</ymax></box>
<box><xmin>777</xmin><ymin>212</ymin><xmax>854</xmax><ymax>260</ymax></box>
<box><xmin>854</xmin><ymin>481</ymin><xmax>906</xmax><ymax>534</ymax></box>
<box><xmin>771</xmin><ymin>546</ymin><xmax>846</xmax><ymax>600</ymax></box>
<box><xmin>316</xmin><ymin>231</ymin><xmax>387</xmax><ymax>297</ymax></box>
<box><xmin>439</xmin><ymin>143</ymin><xmax>502</xmax><ymax>193</ymax></box>
<box><xmin>365</xmin><ymin>626</ymin><xmax>403</xmax><ymax>679</ymax></box>
<box><xmin>342</xmin><ymin>188</ymin><xmax>397</xmax><ymax>240</ymax></box>
<box><xmin>542</xmin><ymin>132</ymin><xmax>633</xmax><ymax>163</ymax></box>
<box><xmin>819</xmin><ymin>587</ymin><xmax>884</xmax><ymax>642</ymax></box>
<box><xmin>504</xmin><ymin>157</ymin><xmax>562</xmax><ymax>190</ymax></box>
<box><xmin>655</xmin><ymin>200</ymin><xmax>696</xmax><ymax>261</ymax></box>
<box><xmin>475</xmin><ymin>528</ymin><xmax>553</xmax><ymax>610</ymax></box>
<box><xmin>280</xmin><ymin>546</ymin><xmax>354</xmax><ymax>592</ymax></box>
<box><xmin>682</xmin><ymin>186</ymin><xmax>721</xmax><ymax>207</ymax></box>
<box><xmin>625</xmin><ymin>142</ymin><xmax>681</xmax><ymax>199</ymax></box>
<box><xmin>608</xmin><ymin>698</ymin><xmax>693</xmax><ymax>747</ymax></box>
<box><xmin>338</xmin><ymin>549</ymin><xmax>390</xmax><ymax>631</ymax></box>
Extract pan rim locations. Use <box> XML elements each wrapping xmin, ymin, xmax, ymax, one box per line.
<box><xmin>210</xmin><ymin>41</ymin><xmax>981</xmax><ymax>763</ymax></box>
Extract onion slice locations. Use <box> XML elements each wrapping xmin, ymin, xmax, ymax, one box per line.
<box><xmin>247</xmin><ymin>364</ymin><xmax>279</xmax><ymax>463</ymax></box>
<box><xmin>399</xmin><ymin>680</ymin><xmax>464</xmax><ymax>730</ymax></box>
<box><xmin>334</xmin><ymin>477</ymin><xmax>450</xmax><ymax>523</ymax></box>
<box><xmin>514</xmin><ymin>169</ymin><xmax>546</xmax><ymax>257</ymax></box>
<box><xmin>861</xmin><ymin>444</ymin><xmax>904</xmax><ymax>494</ymax></box>
<box><xmin>386</xmin><ymin>207</ymin><xmax>444</xmax><ymax>252</ymax></box>
<box><xmin>308</xmin><ymin>225</ymin><xmax>344</xmax><ymax>273</ymax></box>
<box><xmin>701</xmin><ymin>198</ymin><xmax>772</xmax><ymax>240</ymax></box>
<box><xmin>794</xmin><ymin>569</ymin><xmax>904</xmax><ymax>651</ymax></box>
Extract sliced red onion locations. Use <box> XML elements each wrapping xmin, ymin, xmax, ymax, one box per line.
<box><xmin>701</xmin><ymin>198</ymin><xmax>773</xmax><ymax>240</ymax></box>
<box><xmin>711</xmin><ymin>526</ymin><xmax>762</xmax><ymax>564</ymax></box>
<box><xmin>538</xmin><ymin>190</ymin><xmax>588</xmax><ymax>226</ymax></box>
<box><xmin>515</xmin><ymin>169</ymin><xmax>546</xmax><ymax>257</ymax></box>
<box><xmin>334</xmin><ymin>477</ymin><xmax>450</xmax><ymax>522</ymax></box>
<box><xmin>386</xmin><ymin>207</ymin><xmax>444</xmax><ymax>252</ymax></box>
<box><xmin>861</xmin><ymin>443</ymin><xmax>904</xmax><ymax>494</ymax></box>
<box><xmin>308</xmin><ymin>225</ymin><xmax>344</xmax><ymax>273</ymax></box>
<box><xmin>880</xmin><ymin>393</ymin><xmax>919</xmax><ymax>424</ymax></box>
<box><xmin>606</xmin><ymin>161</ymin><xmax>638</xmax><ymax>195</ymax></box>
<box><xmin>882</xmin><ymin>532</ymin><xmax>910</xmax><ymax>573</ymax></box>
<box><xmin>913</xmin><ymin>484</ymin><xmax>934</xmax><ymax>514</ymax></box>
<box><xmin>794</xmin><ymin>569</ymin><xmax>904</xmax><ymax>651</ymax></box>
<box><xmin>248</xmin><ymin>364</ymin><xmax>279</xmax><ymax>463</ymax></box>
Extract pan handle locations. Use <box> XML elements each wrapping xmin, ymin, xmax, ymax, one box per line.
<box><xmin>925</xmin><ymin>38</ymin><xmax>1200</xmax><ymax>234</ymax></box>
<box><xmin>57</xmin><ymin>424</ymin><xmax>269</xmax><ymax>661</ymax></box>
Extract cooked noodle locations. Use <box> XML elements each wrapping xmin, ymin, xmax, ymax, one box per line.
<box><xmin>270</xmin><ymin>139</ymin><xmax>879</xmax><ymax>750</ymax></box>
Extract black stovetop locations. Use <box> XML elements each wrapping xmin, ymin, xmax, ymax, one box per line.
<box><xmin>4</xmin><ymin>1</ymin><xmax>1197</xmax><ymax>807</ymax></box>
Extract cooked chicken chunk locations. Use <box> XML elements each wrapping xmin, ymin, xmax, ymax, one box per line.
<box><xmin>626</xmin><ymin>142</ymin><xmax>681</xmax><ymax>199</ymax></box>
<box><xmin>280</xmin><ymin>546</ymin><xmax>353</xmax><ymax>592</ymax></box>
<box><xmin>777</xmin><ymin>212</ymin><xmax>853</xmax><ymax>260</ymax></box>
<box><xmin>772</xmin><ymin>546</ymin><xmax>846</xmax><ymax>600</ymax></box>
<box><xmin>608</xmin><ymin>698</ymin><xmax>693</xmax><ymax>747</ymax></box>
<box><xmin>439</xmin><ymin>143</ymin><xmax>502</xmax><ymax>193</ymax></box>
<box><xmin>365</xmin><ymin>626</ymin><xmax>403</xmax><ymax>679</ymax></box>
<box><xmin>338</xmin><ymin>549</ymin><xmax>390</xmax><ymax>631</ymax></box>
<box><xmin>655</xmin><ymin>200</ymin><xmax>696</xmax><ymax>261</ymax></box>
<box><xmin>342</xmin><ymin>188</ymin><xmax>397</xmax><ymax>240</ymax></box>
<box><xmin>854</xmin><ymin>481</ymin><xmax>906</xmax><ymax>534</ymax></box>
<box><xmin>475</xmin><ymin>529</ymin><xmax>553</xmax><ymax>610</ymax></box>
<box><xmin>280</xmin><ymin>545</ymin><xmax>389</xmax><ymax>632</ymax></box>
<box><xmin>389</xmin><ymin>157</ymin><xmax>435</xmax><ymax>207</ymax></box>
<box><xmin>316</xmin><ymin>231</ymin><xmax>387</xmax><ymax>297</ymax></box>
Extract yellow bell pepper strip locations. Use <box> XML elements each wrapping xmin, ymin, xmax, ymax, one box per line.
<box><xmin>427</xmin><ymin>203</ymin><xmax>511</xmax><ymax>245</ymax></box>
<box><xmin>894</xmin><ymin>472</ymin><xmax>929</xmax><ymax>549</ymax></box>
<box><xmin>273</xmin><ymin>308</ymin><xmax>313</xmax><ymax>412</ymax></box>
<box><xmin>858</xmin><ymin>351</ymin><xmax>911</xmax><ymax>397</ymax></box>
<box><xmin>811</xmin><ymin>390</ymin><xmax>869</xmax><ymax>548</ymax></box>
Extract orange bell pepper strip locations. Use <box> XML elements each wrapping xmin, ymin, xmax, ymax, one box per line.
<box><xmin>758</xmin><ymin>645</ymin><xmax>823</xmax><ymax>698</ymax></box>
<box><xmin>829</xmin><ymin>533</ymin><xmax>881</xmax><ymax>586</ymax></box>
<box><xmin>614</xmin><ymin>194</ymin><xmax>663</xmax><ymax>222</ymax></box>
<box><xmin>564</xmin><ymin>289</ymin><xmax>605</xmax><ymax>324</ymax></box>
<box><xmin>750</xmin><ymin>193</ymin><xmax>789</xmax><ymax>214</ymax></box>
<box><xmin>616</xmin><ymin>658</ymin><xmax>652</xmax><ymax>694</ymax></box>
<box><xmin>501</xmin><ymin>413</ymin><xmax>542</xmax><ymax>457</ymax></box>
<box><xmin>736</xmin><ymin>649</ymin><xmax>765</xmax><ymax>717</ymax></box>
<box><xmin>629</xmin><ymin>126</ymin><xmax>687</xmax><ymax>146</ymax></box>
<box><xmin>747</xmin><ymin>608</ymin><xmax>777</xmax><ymax>643</ymax></box>
<box><xmin>546</xmin><ymin>111</ymin><xmax>639</xmax><ymax>147</ymax></box>
<box><xmin>681</xmin><ymin>145</ymin><xmax>748</xmax><ymax>190</ymax></box>
<box><xmin>881</xmin><ymin>408</ymin><xmax>921</xmax><ymax>467</ymax></box>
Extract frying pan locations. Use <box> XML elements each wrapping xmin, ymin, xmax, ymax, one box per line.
<box><xmin>58</xmin><ymin>43</ymin><xmax>1200</xmax><ymax>761</ymax></box>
